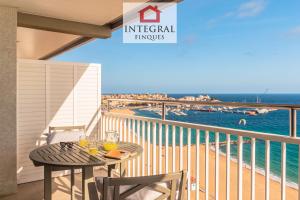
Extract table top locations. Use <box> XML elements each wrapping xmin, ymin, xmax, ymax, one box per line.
<box><xmin>29</xmin><ymin>142</ymin><xmax>143</xmax><ymax>167</ymax></box>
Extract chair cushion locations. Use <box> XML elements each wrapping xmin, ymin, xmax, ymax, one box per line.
<box><xmin>95</xmin><ymin>177</ymin><xmax>165</xmax><ymax>200</ymax></box>
<box><xmin>47</xmin><ymin>131</ymin><xmax>85</xmax><ymax>144</ymax></box>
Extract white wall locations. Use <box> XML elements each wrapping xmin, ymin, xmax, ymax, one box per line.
<box><xmin>17</xmin><ymin>59</ymin><xmax>101</xmax><ymax>184</ymax></box>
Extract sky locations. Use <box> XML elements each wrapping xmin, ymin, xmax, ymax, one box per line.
<box><xmin>54</xmin><ymin>0</ymin><xmax>300</xmax><ymax>94</ymax></box>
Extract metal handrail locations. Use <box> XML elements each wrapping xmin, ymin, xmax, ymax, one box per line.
<box><xmin>106</xmin><ymin>98</ymin><xmax>300</xmax><ymax>109</ymax></box>
<box><xmin>105</xmin><ymin>98</ymin><xmax>298</xmax><ymax>137</ymax></box>
<box><xmin>103</xmin><ymin>112</ymin><xmax>300</xmax><ymax>144</ymax></box>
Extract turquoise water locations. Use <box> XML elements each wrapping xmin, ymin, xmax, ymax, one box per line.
<box><xmin>133</xmin><ymin>94</ymin><xmax>300</xmax><ymax>185</ymax></box>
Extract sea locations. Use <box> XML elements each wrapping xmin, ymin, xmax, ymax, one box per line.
<box><xmin>133</xmin><ymin>94</ymin><xmax>300</xmax><ymax>186</ymax></box>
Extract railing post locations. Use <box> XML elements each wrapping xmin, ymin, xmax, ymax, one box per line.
<box><xmin>162</xmin><ymin>103</ymin><xmax>166</xmax><ymax>120</ymax></box>
<box><xmin>290</xmin><ymin>108</ymin><xmax>297</xmax><ymax>137</ymax></box>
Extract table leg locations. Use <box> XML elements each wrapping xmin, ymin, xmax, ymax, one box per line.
<box><xmin>82</xmin><ymin>166</ymin><xmax>97</xmax><ymax>200</ymax></box>
<box><xmin>108</xmin><ymin>162</ymin><xmax>127</xmax><ymax>177</ymax></box>
<box><xmin>71</xmin><ymin>168</ymin><xmax>75</xmax><ymax>200</ymax></box>
<box><xmin>108</xmin><ymin>164</ymin><xmax>115</xmax><ymax>177</ymax></box>
<box><xmin>120</xmin><ymin>162</ymin><xmax>127</xmax><ymax>177</ymax></box>
<box><xmin>44</xmin><ymin>165</ymin><xmax>52</xmax><ymax>200</ymax></box>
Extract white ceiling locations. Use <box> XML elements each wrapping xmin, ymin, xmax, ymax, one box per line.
<box><xmin>0</xmin><ymin>0</ymin><xmax>147</xmax><ymax>59</ymax></box>
<box><xmin>17</xmin><ymin>27</ymin><xmax>80</xmax><ymax>59</ymax></box>
<box><xmin>0</xmin><ymin>0</ymin><xmax>131</xmax><ymax>25</ymax></box>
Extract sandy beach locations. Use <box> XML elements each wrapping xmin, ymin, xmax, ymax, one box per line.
<box><xmin>110</xmin><ymin>108</ymin><xmax>135</xmax><ymax>115</ymax></box>
<box><xmin>124</xmin><ymin>143</ymin><xmax>298</xmax><ymax>200</ymax></box>
<box><xmin>109</xmin><ymin>108</ymin><xmax>298</xmax><ymax>199</ymax></box>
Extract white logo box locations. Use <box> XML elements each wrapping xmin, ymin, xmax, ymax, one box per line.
<box><xmin>123</xmin><ymin>2</ymin><xmax>177</xmax><ymax>44</ymax></box>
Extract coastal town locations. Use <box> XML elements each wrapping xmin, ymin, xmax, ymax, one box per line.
<box><xmin>102</xmin><ymin>93</ymin><xmax>277</xmax><ymax>116</ymax></box>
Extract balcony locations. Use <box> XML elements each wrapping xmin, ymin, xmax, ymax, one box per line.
<box><xmin>3</xmin><ymin>0</ymin><xmax>300</xmax><ymax>199</ymax></box>
<box><xmin>2</xmin><ymin>95</ymin><xmax>299</xmax><ymax>200</ymax></box>
<box><xmin>99</xmin><ymin>99</ymin><xmax>300</xmax><ymax>200</ymax></box>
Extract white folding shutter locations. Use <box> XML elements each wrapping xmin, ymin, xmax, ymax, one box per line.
<box><xmin>17</xmin><ymin>60</ymin><xmax>101</xmax><ymax>184</ymax></box>
<box><xmin>46</xmin><ymin>63</ymin><xmax>74</xmax><ymax>127</ymax></box>
<box><xmin>17</xmin><ymin>61</ymin><xmax>46</xmax><ymax>184</ymax></box>
<box><xmin>74</xmin><ymin>64</ymin><xmax>101</xmax><ymax>136</ymax></box>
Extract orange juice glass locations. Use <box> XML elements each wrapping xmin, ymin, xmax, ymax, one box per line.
<box><xmin>79</xmin><ymin>135</ymin><xmax>88</xmax><ymax>147</ymax></box>
<box><xmin>88</xmin><ymin>141</ymin><xmax>98</xmax><ymax>155</ymax></box>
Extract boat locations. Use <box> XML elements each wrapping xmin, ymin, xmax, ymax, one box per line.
<box><xmin>170</xmin><ymin>109</ymin><xmax>187</xmax><ymax>116</ymax></box>
<box><xmin>246</xmin><ymin>111</ymin><xmax>257</xmax><ymax>116</ymax></box>
<box><xmin>155</xmin><ymin>111</ymin><xmax>162</xmax><ymax>116</ymax></box>
<box><xmin>255</xmin><ymin>108</ymin><xmax>269</xmax><ymax>114</ymax></box>
<box><xmin>177</xmin><ymin>111</ymin><xmax>187</xmax><ymax>116</ymax></box>
<box><xmin>255</xmin><ymin>108</ymin><xmax>277</xmax><ymax>114</ymax></box>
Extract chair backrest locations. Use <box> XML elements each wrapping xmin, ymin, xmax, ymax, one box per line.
<box><xmin>47</xmin><ymin>125</ymin><xmax>86</xmax><ymax>144</ymax></box>
<box><xmin>102</xmin><ymin>170</ymin><xmax>187</xmax><ymax>200</ymax></box>
<box><xmin>48</xmin><ymin>125</ymin><xmax>86</xmax><ymax>134</ymax></box>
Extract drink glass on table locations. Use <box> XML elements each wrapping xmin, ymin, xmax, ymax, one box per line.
<box><xmin>88</xmin><ymin>135</ymin><xmax>99</xmax><ymax>155</ymax></box>
<box><xmin>88</xmin><ymin>142</ymin><xmax>98</xmax><ymax>155</ymax></box>
<box><xmin>79</xmin><ymin>135</ymin><xmax>88</xmax><ymax>147</ymax></box>
<box><xmin>103</xmin><ymin>130</ymin><xmax>119</xmax><ymax>151</ymax></box>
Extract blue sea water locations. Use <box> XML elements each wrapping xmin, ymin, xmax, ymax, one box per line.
<box><xmin>133</xmin><ymin>94</ymin><xmax>300</xmax><ymax>185</ymax></box>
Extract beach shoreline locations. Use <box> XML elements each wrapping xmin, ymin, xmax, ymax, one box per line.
<box><xmin>109</xmin><ymin>108</ymin><xmax>298</xmax><ymax>199</ymax></box>
<box><xmin>217</xmin><ymin>150</ymin><xmax>298</xmax><ymax>190</ymax></box>
<box><xmin>140</xmin><ymin>143</ymin><xmax>298</xmax><ymax>200</ymax></box>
